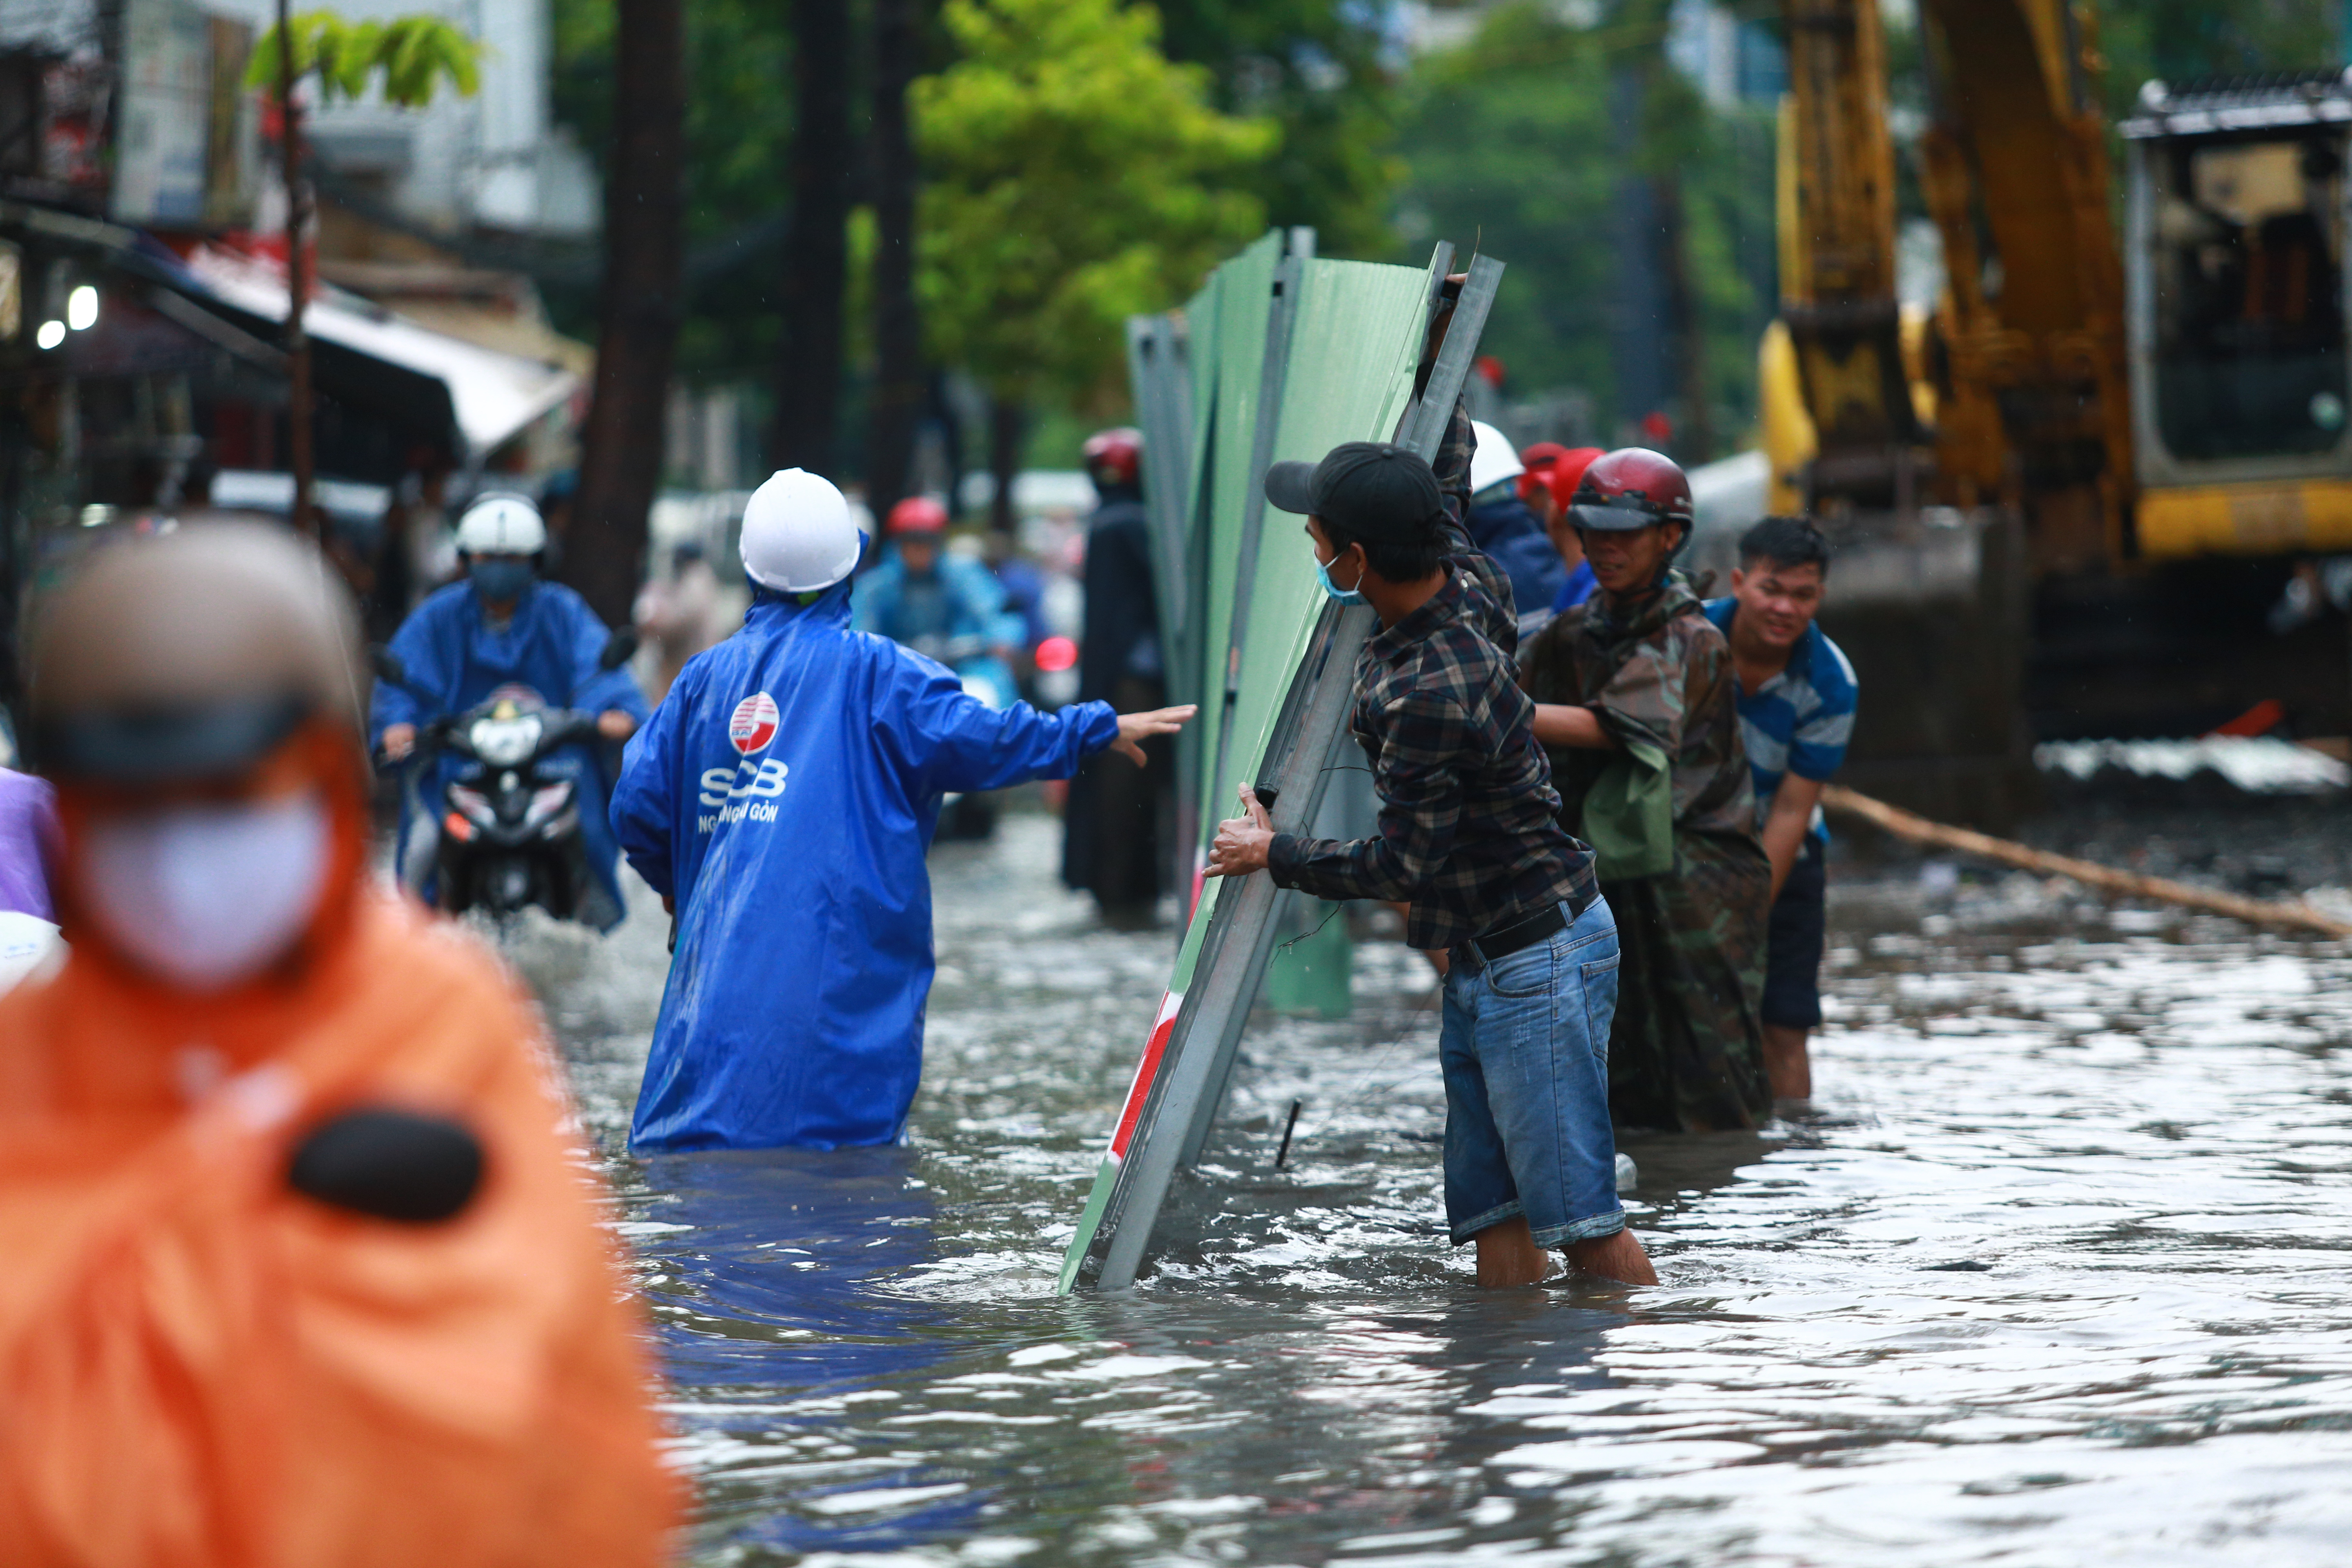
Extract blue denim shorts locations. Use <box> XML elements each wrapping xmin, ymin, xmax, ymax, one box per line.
<box><xmin>1440</xmin><ymin>895</ymin><xmax>1625</xmax><ymax>1248</ymax></box>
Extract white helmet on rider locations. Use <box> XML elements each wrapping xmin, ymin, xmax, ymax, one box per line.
<box><xmin>1468</xmin><ymin>421</ymin><xmax>1526</xmax><ymax>501</ymax></box>
<box><xmin>454</xmin><ymin>494</ymin><xmax>548</xmax><ymax>556</ymax></box>
<box><xmin>740</xmin><ymin>468</ymin><xmax>862</xmax><ymax>593</ymax></box>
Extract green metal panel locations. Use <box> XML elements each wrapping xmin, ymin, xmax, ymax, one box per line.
<box><xmin>1214</xmin><ymin>258</ymin><xmax>1432</xmax><ymax>820</ymax></box>
<box><xmin>1185</xmin><ymin>231</ymin><xmax>1283</xmax><ymax>870</ymax></box>
<box><xmin>1058</xmin><ymin>248</ymin><xmax>1454</xmax><ymax>1295</ymax></box>
<box><xmin>1261</xmin><ymin>899</ymin><xmax>1352</xmax><ymax>1019</ymax></box>
<box><xmin>1124</xmin><ymin>314</ymin><xmax>1195</xmax><ymax>693</ymax></box>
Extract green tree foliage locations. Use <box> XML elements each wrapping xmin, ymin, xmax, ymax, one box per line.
<box><xmin>2098</xmin><ymin>0</ymin><xmax>2339</xmax><ymax>114</ymax></box>
<box><xmin>548</xmin><ymin>0</ymin><xmax>794</xmax><ymax>382</ymax></box>
<box><xmin>1391</xmin><ymin>2</ymin><xmax>1775</xmax><ymax>440</ymax></box>
<box><xmin>913</xmin><ymin>0</ymin><xmax>1277</xmax><ymax>410</ymax></box>
<box><xmin>245</xmin><ymin>11</ymin><xmax>479</xmax><ymax>105</ymax></box>
<box><xmin>1154</xmin><ymin>0</ymin><xmax>1402</xmax><ymax>257</ymax></box>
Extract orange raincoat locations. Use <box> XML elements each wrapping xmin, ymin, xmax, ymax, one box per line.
<box><xmin>0</xmin><ymin>891</ymin><xmax>681</xmax><ymax>1567</ymax></box>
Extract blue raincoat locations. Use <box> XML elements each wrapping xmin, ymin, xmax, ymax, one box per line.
<box><xmin>1467</xmin><ymin>493</ymin><xmax>1569</xmax><ymax>620</ymax></box>
<box><xmin>611</xmin><ymin>582</ymin><xmax>1118</xmax><ymax>1152</ymax></box>
<box><xmin>854</xmin><ymin>547</ymin><xmax>1026</xmax><ymax>651</ymax></box>
<box><xmin>369</xmin><ymin>578</ymin><xmax>650</xmax><ymax>927</ymax></box>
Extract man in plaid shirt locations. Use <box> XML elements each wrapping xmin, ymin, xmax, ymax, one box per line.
<box><xmin>1206</xmin><ymin>405</ymin><xmax>1654</xmax><ymax>1287</ymax></box>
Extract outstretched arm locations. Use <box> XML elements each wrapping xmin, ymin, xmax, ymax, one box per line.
<box><xmin>878</xmin><ymin>652</ymin><xmax>1191</xmax><ymax>797</ymax></box>
<box><xmin>1210</xmin><ymin>690</ymin><xmax>1470</xmax><ymax>905</ymax></box>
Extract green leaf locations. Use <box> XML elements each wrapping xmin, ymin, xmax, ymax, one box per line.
<box><xmin>914</xmin><ymin>0</ymin><xmax>1276</xmax><ymax>408</ymax></box>
<box><xmin>242</xmin><ymin>8</ymin><xmax>481</xmax><ymax>107</ymax></box>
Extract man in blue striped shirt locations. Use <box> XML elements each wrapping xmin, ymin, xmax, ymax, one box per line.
<box><xmin>1704</xmin><ymin>517</ymin><xmax>1857</xmax><ymax>1102</ymax></box>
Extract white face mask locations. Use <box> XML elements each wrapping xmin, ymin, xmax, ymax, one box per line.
<box><xmin>78</xmin><ymin>793</ymin><xmax>333</xmax><ymax>992</ymax></box>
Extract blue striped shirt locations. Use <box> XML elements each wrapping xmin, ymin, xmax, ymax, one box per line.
<box><xmin>1702</xmin><ymin>597</ymin><xmax>1858</xmax><ymax>841</ymax></box>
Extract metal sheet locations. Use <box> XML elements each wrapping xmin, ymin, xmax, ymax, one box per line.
<box><xmin>1177</xmin><ymin>254</ymin><xmax>1505</xmax><ymax>1171</ymax></box>
<box><xmin>1124</xmin><ymin>313</ymin><xmax>1196</xmax><ymax>672</ymax></box>
<box><xmin>1060</xmin><ymin>246</ymin><xmax>1507</xmax><ymax>1294</ymax></box>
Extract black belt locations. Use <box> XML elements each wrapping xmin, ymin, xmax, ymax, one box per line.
<box><xmin>1456</xmin><ymin>900</ymin><xmax>1568</xmax><ymax>971</ymax></box>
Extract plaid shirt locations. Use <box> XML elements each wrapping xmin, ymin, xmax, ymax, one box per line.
<box><xmin>1265</xmin><ymin>404</ymin><xmax>1599</xmax><ymax>950</ymax></box>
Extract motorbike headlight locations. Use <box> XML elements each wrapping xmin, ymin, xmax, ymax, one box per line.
<box><xmin>470</xmin><ymin>714</ymin><xmax>543</xmax><ymax>767</ymax></box>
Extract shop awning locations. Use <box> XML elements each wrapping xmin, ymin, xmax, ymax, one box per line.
<box><xmin>179</xmin><ymin>248</ymin><xmax>580</xmax><ymax>461</ymax></box>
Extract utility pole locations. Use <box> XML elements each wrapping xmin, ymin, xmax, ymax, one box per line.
<box><xmin>274</xmin><ymin>0</ymin><xmax>314</xmax><ymax>535</ymax></box>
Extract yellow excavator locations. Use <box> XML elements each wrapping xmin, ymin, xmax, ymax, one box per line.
<box><xmin>1762</xmin><ymin>0</ymin><xmax>2352</xmax><ymax>817</ymax></box>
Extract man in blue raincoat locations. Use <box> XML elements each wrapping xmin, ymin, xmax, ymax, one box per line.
<box><xmin>853</xmin><ymin>495</ymin><xmax>1025</xmax><ymax>662</ymax></box>
<box><xmin>611</xmin><ymin>468</ymin><xmax>1192</xmax><ymax>1152</ymax></box>
<box><xmin>372</xmin><ymin>493</ymin><xmax>649</xmax><ymax>929</ymax></box>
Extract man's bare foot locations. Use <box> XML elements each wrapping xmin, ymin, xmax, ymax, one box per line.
<box><xmin>1472</xmin><ymin>1216</ymin><xmax>1553</xmax><ymax>1287</ymax></box>
<box><xmin>1475</xmin><ymin>1218</ymin><xmax>1657</xmax><ymax>1287</ymax></box>
<box><xmin>1564</xmin><ymin>1227</ymin><xmax>1657</xmax><ymax>1285</ymax></box>
<box><xmin>1762</xmin><ymin>1024</ymin><xmax>1811</xmax><ymax>1101</ymax></box>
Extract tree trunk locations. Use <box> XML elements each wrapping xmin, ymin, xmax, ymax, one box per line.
<box><xmin>274</xmin><ymin>0</ymin><xmax>314</xmax><ymax>536</ymax></box>
<box><xmin>987</xmin><ymin>396</ymin><xmax>1022</xmax><ymax>538</ymax></box>
<box><xmin>770</xmin><ymin>0</ymin><xmax>852</xmax><ymax>477</ymax></box>
<box><xmin>569</xmin><ymin>0</ymin><xmax>686</xmax><ymax>627</ymax></box>
<box><xmin>866</xmin><ymin>0</ymin><xmax>924</xmax><ymax>517</ymax></box>
<box><xmin>1653</xmin><ymin>173</ymin><xmax>1714</xmax><ymax>465</ymax></box>
<box><xmin>1606</xmin><ymin>66</ymin><xmax>1670</xmax><ymax>442</ymax></box>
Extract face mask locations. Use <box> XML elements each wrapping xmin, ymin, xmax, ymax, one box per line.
<box><xmin>1316</xmin><ymin>556</ymin><xmax>1367</xmax><ymax>606</ymax></box>
<box><xmin>469</xmin><ymin>558</ymin><xmax>535</xmax><ymax>603</ymax></box>
<box><xmin>78</xmin><ymin>793</ymin><xmax>333</xmax><ymax>992</ymax></box>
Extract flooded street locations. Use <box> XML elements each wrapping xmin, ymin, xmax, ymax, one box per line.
<box><xmin>511</xmin><ymin>805</ymin><xmax>2352</xmax><ymax>1566</ymax></box>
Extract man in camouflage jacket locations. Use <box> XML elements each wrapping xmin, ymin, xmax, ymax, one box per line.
<box><xmin>1516</xmin><ymin>449</ymin><xmax>1772</xmax><ymax>1132</ymax></box>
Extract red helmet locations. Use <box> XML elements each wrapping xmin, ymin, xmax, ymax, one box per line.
<box><xmin>1518</xmin><ymin>444</ymin><xmax>1604</xmax><ymax>512</ymax></box>
<box><xmin>885</xmin><ymin>495</ymin><xmax>949</xmax><ymax>537</ymax></box>
<box><xmin>1082</xmin><ymin>427</ymin><xmax>1142</xmax><ymax>488</ymax></box>
<box><xmin>1568</xmin><ymin>448</ymin><xmax>1693</xmax><ymax>532</ymax></box>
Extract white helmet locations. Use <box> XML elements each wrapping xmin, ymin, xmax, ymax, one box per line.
<box><xmin>1469</xmin><ymin>421</ymin><xmax>1526</xmax><ymax>498</ymax></box>
<box><xmin>740</xmin><ymin>468</ymin><xmax>861</xmax><ymax>593</ymax></box>
<box><xmin>454</xmin><ymin>493</ymin><xmax>548</xmax><ymax>555</ymax></box>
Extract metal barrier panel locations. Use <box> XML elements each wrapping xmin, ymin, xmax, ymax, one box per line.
<box><xmin>1060</xmin><ymin>247</ymin><xmax>1506</xmax><ymax>1294</ymax></box>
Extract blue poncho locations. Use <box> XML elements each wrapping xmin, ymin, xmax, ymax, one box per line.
<box><xmin>369</xmin><ymin>578</ymin><xmax>649</xmax><ymax>927</ymax></box>
<box><xmin>612</xmin><ymin>582</ymin><xmax>1116</xmax><ymax>1151</ymax></box>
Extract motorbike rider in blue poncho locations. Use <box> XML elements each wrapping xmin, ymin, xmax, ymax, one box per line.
<box><xmin>854</xmin><ymin>496</ymin><xmax>1026</xmax><ymax>680</ymax></box>
<box><xmin>372</xmin><ymin>494</ymin><xmax>650</xmax><ymax>929</ymax></box>
<box><xmin>611</xmin><ymin>469</ymin><xmax>1193</xmax><ymax>1152</ymax></box>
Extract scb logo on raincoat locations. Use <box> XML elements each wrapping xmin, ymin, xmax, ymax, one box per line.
<box><xmin>611</xmin><ymin>580</ymin><xmax>1116</xmax><ymax>1151</ymax></box>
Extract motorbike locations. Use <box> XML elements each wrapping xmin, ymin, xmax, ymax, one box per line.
<box><xmin>907</xmin><ymin>631</ymin><xmax>1016</xmax><ymax>842</ymax></box>
<box><xmin>373</xmin><ymin>629</ymin><xmax>637</xmax><ymax>926</ymax></box>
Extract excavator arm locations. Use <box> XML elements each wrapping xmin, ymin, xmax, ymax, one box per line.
<box><xmin>1772</xmin><ymin>0</ymin><xmax>2132</xmax><ymax>571</ymax></box>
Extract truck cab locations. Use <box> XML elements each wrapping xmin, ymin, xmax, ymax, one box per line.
<box><xmin>2125</xmin><ymin>72</ymin><xmax>2352</xmax><ymax>555</ymax></box>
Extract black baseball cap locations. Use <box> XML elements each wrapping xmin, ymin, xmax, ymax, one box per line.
<box><xmin>1263</xmin><ymin>442</ymin><xmax>1446</xmax><ymax>544</ymax></box>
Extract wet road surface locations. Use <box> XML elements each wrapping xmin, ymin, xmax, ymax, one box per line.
<box><xmin>507</xmin><ymin>808</ymin><xmax>2352</xmax><ymax>1566</ymax></box>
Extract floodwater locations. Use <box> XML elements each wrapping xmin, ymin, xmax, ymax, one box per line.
<box><xmin>511</xmin><ymin>806</ymin><xmax>2352</xmax><ymax>1566</ymax></box>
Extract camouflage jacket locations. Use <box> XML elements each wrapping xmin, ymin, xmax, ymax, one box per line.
<box><xmin>1517</xmin><ymin>572</ymin><xmax>1759</xmax><ymax>859</ymax></box>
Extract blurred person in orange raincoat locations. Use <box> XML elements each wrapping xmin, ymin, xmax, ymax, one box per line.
<box><xmin>0</xmin><ymin>523</ymin><xmax>681</xmax><ymax>1568</ymax></box>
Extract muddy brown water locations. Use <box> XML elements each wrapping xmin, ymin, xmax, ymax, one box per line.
<box><xmin>506</xmin><ymin>808</ymin><xmax>2352</xmax><ymax>1566</ymax></box>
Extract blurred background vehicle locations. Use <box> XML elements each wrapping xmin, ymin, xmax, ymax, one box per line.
<box><xmin>1757</xmin><ymin>0</ymin><xmax>2352</xmax><ymax>822</ymax></box>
